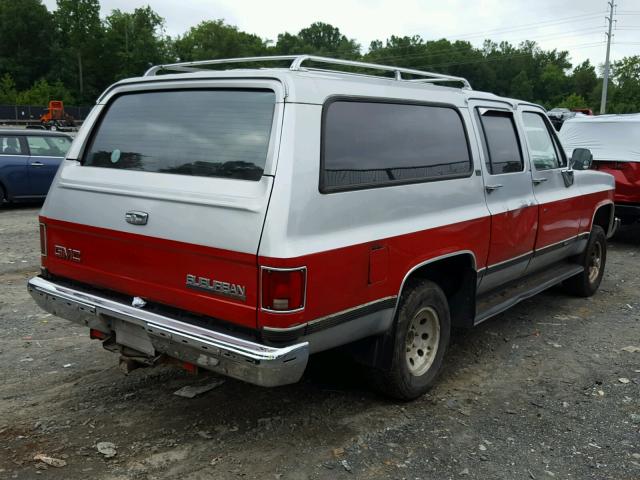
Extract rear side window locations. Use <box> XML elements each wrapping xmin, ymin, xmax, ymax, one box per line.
<box><xmin>477</xmin><ymin>110</ymin><xmax>524</xmax><ymax>175</ymax></box>
<box><xmin>84</xmin><ymin>89</ymin><xmax>276</xmax><ymax>181</ymax></box>
<box><xmin>27</xmin><ymin>136</ymin><xmax>71</xmax><ymax>157</ymax></box>
<box><xmin>321</xmin><ymin>100</ymin><xmax>471</xmax><ymax>192</ymax></box>
<box><xmin>0</xmin><ymin>135</ymin><xmax>25</xmax><ymax>155</ymax></box>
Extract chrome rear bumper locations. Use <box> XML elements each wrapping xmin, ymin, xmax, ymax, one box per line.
<box><xmin>27</xmin><ymin>276</ymin><xmax>308</xmax><ymax>387</ymax></box>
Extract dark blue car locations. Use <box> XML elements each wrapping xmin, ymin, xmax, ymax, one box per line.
<box><xmin>0</xmin><ymin>129</ymin><xmax>72</xmax><ymax>204</ymax></box>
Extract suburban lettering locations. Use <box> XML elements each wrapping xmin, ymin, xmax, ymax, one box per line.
<box><xmin>185</xmin><ymin>274</ymin><xmax>247</xmax><ymax>301</ymax></box>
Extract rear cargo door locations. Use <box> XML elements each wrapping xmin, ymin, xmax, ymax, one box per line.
<box><xmin>40</xmin><ymin>81</ymin><xmax>284</xmax><ymax>329</ymax></box>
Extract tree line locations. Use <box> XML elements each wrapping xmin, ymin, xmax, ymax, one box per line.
<box><xmin>1</xmin><ymin>0</ymin><xmax>639</xmax><ymax>113</ymax></box>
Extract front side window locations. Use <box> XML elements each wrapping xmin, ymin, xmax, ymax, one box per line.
<box><xmin>27</xmin><ymin>136</ymin><xmax>71</xmax><ymax>157</ymax></box>
<box><xmin>0</xmin><ymin>135</ymin><xmax>25</xmax><ymax>155</ymax></box>
<box><xmin>321</xmin><ymin>100</ymin><xmax>471</xmax><ymax>191</ymax></box>
<box><xmin>522</xmin><ymin>112</ymin><xmax>563</xmax><ymax>170</ymax></box>
<box><xmin>84</xmin><ymin>89</ymin><xmax>276</xmax><ymax>181</ymax></box>
<box><xmin>477</xmin><ymin>110</ymin><xmax>524</xmax><ymax>175</ymax></box>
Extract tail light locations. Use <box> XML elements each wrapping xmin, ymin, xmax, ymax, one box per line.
<box><xmin>39</xmin><ymin>223</ymin><xmax>47</xmax><ymax>256</ymax></box>
<box><xmin>89</xmin><ymin>329</ymin><xmax>107</xmax><ymax>340</ymax></box>
<box><xmin>261</xmin><ymin>267</ymin><xmax>306</xmax><ymax>312</ymax></box>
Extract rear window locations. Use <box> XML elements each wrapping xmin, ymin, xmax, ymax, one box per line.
<box><xmin>84</xmin><ymin>89</ymin><xmax>276</xmax><ymax>181</ymax></box>
<box><xmin>321</xmin><ymin>100</ymin><xmax>471</xmax><ymax>192</ymax></box>
<box><xmin>0</xmin><ymin>135</ymin><xmax>24</xmax><ymax>155</ymax></box>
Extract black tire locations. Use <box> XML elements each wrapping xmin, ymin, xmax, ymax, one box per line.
<box><xmin>564</xmin><ymin>225</ymin><xmax>606</xmax><ymax>297</ymax></box>
<box><xmin>0</xmin><ymin>184</ymin><xmax>6</xmax><ymax>205</ymax></box>
<box><xmin>371</xmin><ymin>279</ymin><xmax>451</xmax><ymax>400</ymax></box>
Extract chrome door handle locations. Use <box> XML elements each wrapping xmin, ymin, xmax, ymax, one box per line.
<box><xmin>30</xmin><ymin>161</ymin><xmax>44</xmax><ymax>167</ymax></box>
<box><xmin>533</xmin><ymin>177</ymin><xmax>548</xmax><ymax>184</ymax></box>
<box><xmin>485</xmin><ymin>184</ymin><xmax>503</xmax><ymax>193</ymax></box>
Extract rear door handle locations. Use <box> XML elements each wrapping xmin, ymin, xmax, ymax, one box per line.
<box><xmin>533</xmin><ymin>177</ymin><xmax>548</xmax><ymax>185</ymax></box>
<box><xmin>30</xmin><ymin>161</ymin><xmax>44</xmax><ymax>167</ymax></box>
<box><xmin>485</xmin><ymin>184</ymin><xmax>503</xmax><ymax>193</ymax></box>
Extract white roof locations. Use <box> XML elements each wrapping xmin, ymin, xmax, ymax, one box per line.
<box><xmin>559</xmin><ymin>113</ymin><xmax>640</xmax><ymax>163</ymax></box>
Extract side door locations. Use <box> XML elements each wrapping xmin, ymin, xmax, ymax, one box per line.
<box><xmin>471</xmin><ymin>104</ymin><xmax>538</xmax><ymax>295</ymax></box>
<box><xmin>26</xmin><ymin>135</ymin><xmax>67</xmax><ymax>196</ymax></box>
<box><xmin>0</xmin><ymin>134</ymin><xmax>30</xmax><ymax>199</ymax></box>
<box><xmin>518</xmin><ymin>108</ymin><xmax>581</xmax><ymax>273</ymax></box>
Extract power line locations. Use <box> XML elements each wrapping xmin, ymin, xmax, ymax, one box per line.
<box><xmin>408</xmin><ymin>42</ymin><xmax>606</xmax><ymax>71</ymax></box>
<box><xmin>446</xmin><ymin>12</ymin><xmax>603</xmax><ymax>40</ymax></box>
<box><xmin>363</xmin><ymin>27</ymin><xmax>605</xmax><ymax>65</ymax></box>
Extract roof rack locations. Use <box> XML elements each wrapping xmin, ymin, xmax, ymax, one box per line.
<box><xmin>143</xmin><ymin>54</ymin><xmax>472</xmax><ymax>89</ymax></box>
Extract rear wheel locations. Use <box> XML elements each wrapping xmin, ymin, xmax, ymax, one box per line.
<box><xmin>564</xmin><ymin>225</ymin><xmax>606</xmax><ymax>297</ymax></box>
<box><xmin>372</xmin><ymin>279</ymin><xmax>451</xmax><ymax>400</ymax></box>
<box><xmin>0</xmin><ymin>184</ymin><xmax>6</xmax><ymax>205</ymax></box>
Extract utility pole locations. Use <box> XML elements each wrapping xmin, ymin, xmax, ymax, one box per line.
<box><xmin>600</xmin><ymin>0</ymin><xmax>615</xmax><ymax>114</ymax></box>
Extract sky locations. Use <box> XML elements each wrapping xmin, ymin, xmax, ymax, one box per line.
<box><xmin>42</xmin><ymin>0</ymin><xmax>640</xmax><ymax>70</ymax></box>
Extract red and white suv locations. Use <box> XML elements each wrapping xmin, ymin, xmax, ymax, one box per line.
<box><xmin>28</xmin><ymin>55</ymin><xmax>616</xmax><ymax>399</ymax></box>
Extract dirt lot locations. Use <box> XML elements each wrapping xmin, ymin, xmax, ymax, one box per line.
<box><xmin>0</xmin><ymin>205</ymin><xmax>638</xmax><ymax>480</ymax></box>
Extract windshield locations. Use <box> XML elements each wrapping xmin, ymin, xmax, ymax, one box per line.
<box><xmin>83</xmin><ymin>89</ymin><xmax>276</xmax><ymax>181</ymax></box>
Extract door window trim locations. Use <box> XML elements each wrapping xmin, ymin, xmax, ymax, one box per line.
<box><xmin>475</xmin><ymin>107</ymin><xmax>525</xmax><ymax>176</ymax></box>
<box><xmin>521</xmin><ymin>110</ymin><xmax>568</xmax><ymax>171</ymax></box>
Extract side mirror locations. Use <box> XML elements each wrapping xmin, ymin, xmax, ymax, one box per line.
<box><xmin>570</xmin><ymin>148</ymin><xmax>593</xmax><ymax>171</ymax></box>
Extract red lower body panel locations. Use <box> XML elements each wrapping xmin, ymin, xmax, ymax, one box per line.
<box><xmin>486</xmin><ymin>205</ymin><xmax>538</xmax><ymax>266</ymax></box>
<box><xmin>41</xmin><ymin>216</ymin><xmax>492</xmax><ymax>332</ymax></box>
<box><xmin>258</xmin><ymin>217</ymin><xmax>491</xmax><ymax>329</ymax></box>
<box><xmin>41</xmin><ymin>217</ymin><xmax>259</xmax><ymax>328</ymax></box>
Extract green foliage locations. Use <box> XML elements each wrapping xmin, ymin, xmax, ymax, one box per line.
<box><xmin>572</xmin><ymin>61</ymin><xmax>597</xmax><ymax>99</ymax></box>
<box><xmin>1</xmin><ymin>0</ymin><xmax>639</xmax><ymax>114</ymax></box>
<box><xmin>607</xmin><ymin>56</ymin><xmax>640</xmax><ymax>113</ymax></box>
<box><xmin>274</xmin><ymin>22</ymin><xmax>360</xmax><ymax>58</ymax></box>
<box><xmin>52</xmin><ymin>0</ymin><xmax>104</xmax><ymax>102</ymax></box>
<box><xmin>510</xmin><ymin>71</ymin><xmax>534</xmax><ymax>101</ymax></box>
<box><xmin>0</xmin><ymin>74</ymin><xmax>17</xmax><ymax>104</ymax></box>
<box><xmin>558</xmin><ymin>93</ymin><xmax>588</xmax><ymax>110</ymax></box>
<box><xmin>103</xmin><ymin>7</ymin><xmax>173</xmax><ymax>81</ymax></box>
<box><xmin>174</xmin><ymin>20</ymin><xmax>267</xmax><ymax>61</ymax></box>
<box><xmin>0</xmin><ymin>0</ymin><xmax>54</xmax><ymax>90</ymax></box>
<box><xmin>15</xmin><ymin>78</ymin><xmax>75</xmax><ymax>105</ymax></box>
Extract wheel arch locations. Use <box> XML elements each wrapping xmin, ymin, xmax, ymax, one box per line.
<box><xmin>591</xmin><ymin>201</ymin><xmax>615</xmax><ymax>237</ymax></box>
<box><xmin>348</xmin><ymin>252</ymin><xmax>478</xmax><ymax>370</ymax></box>
<box><xmin>394</xmin><ymin>251</ymin><xmax>478</xmax><ymax>329</ymax></box>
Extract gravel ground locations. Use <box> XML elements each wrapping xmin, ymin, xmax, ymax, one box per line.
<box><xmin>0</xmin><ymin>204</ymin><xmax>639</xmax><ymax>480</ymax></box>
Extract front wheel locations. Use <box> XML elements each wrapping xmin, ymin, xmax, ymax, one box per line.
<box><xmin>372</xmin><ymin>279</ymin><xmax>451</xmax><ymax>400</ymax></box>
<box><xmin>564</xmin><ymin>225</ymin><xmax>606</xmax><ymax>297</ymax></box>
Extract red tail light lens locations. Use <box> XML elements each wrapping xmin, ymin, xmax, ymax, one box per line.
<box><xmin>261</xmin><ymin>267</ymin><xmax>306</xmax><ymax>312</ymax></box>
<box><xmin>39</xmin><ymin>223</ymin><xmax>47</xmax><ymax>256</ymax></box>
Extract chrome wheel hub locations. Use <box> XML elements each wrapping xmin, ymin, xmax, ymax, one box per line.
<box><xmin>405</xmin><ymin>307</ymin><xmax>440</xmax><ymax>377</ymax></box>
<box><xmin>588</xmin><ymin>241</ymin><xmax>602</xmax><ymax>283</ymax></box>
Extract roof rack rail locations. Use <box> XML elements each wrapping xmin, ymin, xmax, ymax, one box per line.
<box><xmin>144</xmin><ymin>54</ymin><xmax>472</xmax><ymax>89</ymax></box>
